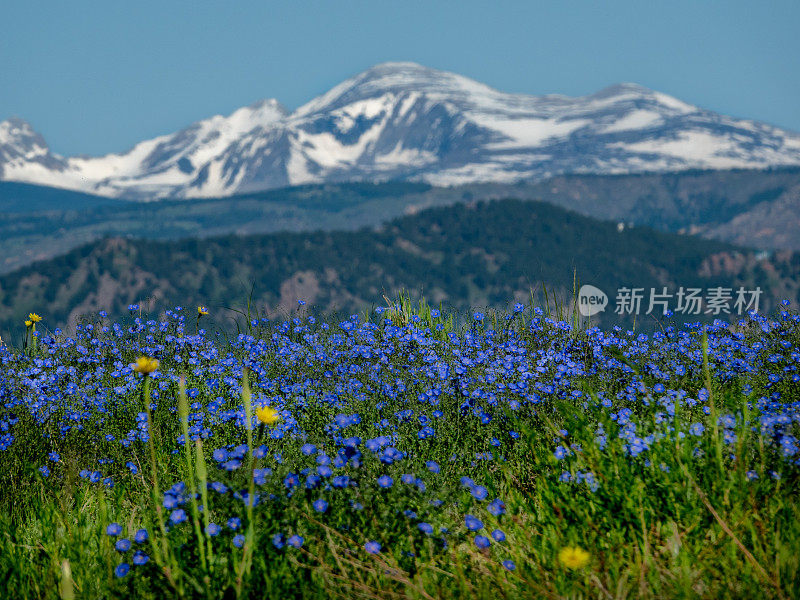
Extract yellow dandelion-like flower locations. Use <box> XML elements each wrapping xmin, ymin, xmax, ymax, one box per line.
<box><xmin>28</xmin><ymin>313</ymin><xmax>42</xmax><ymax>323</ymax></box>
<box><xmin>558</xmin><ymin>546</ymin><xmax>590</xmax><ymax>569</ymax></box>
<box><xmin>25</xmin><ymin>320</ymin><xmax>33</xmax><ymax>328</ymax></box>
<box><xmin>197</xmin><ymin>306</ymin><xmax>209</xmax><ymax>316</ymax></box>
<box><xmin>255</xmin><ymin>405</ymin><xmax>280</xmax><ymax>425</ymax></box>
<box><xmin>133</xmin><ymin>356</ymin><xmax>160</xmax><ymax>375</ymax></box>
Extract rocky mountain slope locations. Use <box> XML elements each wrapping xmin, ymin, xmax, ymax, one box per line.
<box><xmin>2</xmin><ymin>63</ymin><xmax>799</xmax><ymax>199</ymax></box>
<box><xmin>1</xmin><ymin>198</ymin><xmax>796</xmax><ymax>341</ymax></box>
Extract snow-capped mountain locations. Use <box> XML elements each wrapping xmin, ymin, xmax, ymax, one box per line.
<box><xmin>0</xmin><ymin>99</ymin><xmax>289</xmax><ymax>198</ymax></box>
<box><xmin>3</xmin><ymin>62</ymin><xmax>800</xmax><ymax>199</ymax></box>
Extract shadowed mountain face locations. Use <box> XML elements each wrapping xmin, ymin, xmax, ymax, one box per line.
<box><xmin>1</xmin><ymin>198</ymin><xmax>797</xmax><ymax>342</ymax></box>
<box><xmin>2</xmin><ymin>63</ymin><xmax>800</xmax><ymax>199</ymax></box>
<box><xmin>2</xmin><ymin>169</ymin><xmax>800</xmax><ymax>277</ymax></box>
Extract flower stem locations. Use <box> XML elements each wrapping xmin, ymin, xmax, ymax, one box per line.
<box><xmin>235</xmin><ymin>367</ymin><xmax>257</xmax><ymax>596</ymax></box>
<box><xmin>178</xmin><ymin>377</ymin><xmax>209</xmax><ymax>578</ymax></box>
<box><xmin>143</xmin><ymin>374</ymin><xmax>181</xmax><ymax>591</ymax></box>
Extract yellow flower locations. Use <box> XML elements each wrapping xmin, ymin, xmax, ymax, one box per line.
<box><xmin>197</xmin><ymin>306</ymin><xmax>209</xmax><ymax>316</ymax></box>
<box><xmin>25</xmin><ymin>320</ymin><xmax>33</xmax><ymax>328</ymax></box>
<box><xmin>255</xmin><ymin>405</ymin><xmax>280</xmax><ymax>425</ymax></box>
<box><xmin>133</xmin><ymin>356</ymin><xmax>160</xmax><ymax>375</ymax></box>
<box><xmin>28</xmin><ymin>313</ymin><xmax>42</xmax><ymax>323</ymax></box>
<box><xmin>559</xmin><ymin>546</ymin><xmax>590</xmax><ymax>569</ymax></box>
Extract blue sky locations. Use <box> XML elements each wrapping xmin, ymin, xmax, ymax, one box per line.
<box><xmin>2</xmin><ymin>0</ymin><xmax>798</xmax><ymax>156</ymax></box>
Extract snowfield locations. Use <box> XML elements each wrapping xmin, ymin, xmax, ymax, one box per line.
<box><xmin>2</xmin><ymin>62</ymin><xmax>800</xmax><ymax>200</ymax></box>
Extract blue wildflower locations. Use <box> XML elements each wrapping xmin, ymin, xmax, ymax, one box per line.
<box><xmin>301</xmin><ymin>443</ymin><xmax>317</xmax><ymax>455</ymax></box>
<box><xmin>465</xmin><ymin>515</ymin><xmax>483</xmax><ymax>531</ymax></box>
<box><xmin>487</xmin><ymin>499</ymin><xmax>506</xmax><ymax>516</ymax></box>
<box><xmin>471</xmin><ymin>485</ymin><xmax>489</xmax><ymax>501</ymax></box>
<box><xmin>169</xmin><ymin>509</ymin><xmax>187</xmax><ymax>525</ymax></box>
<box><xmin>114</xmin><ymin>563</ymin><xmax>130</xmax><ymax>578</ymax></box>
<box><xmin>689</xmin><ymin>423</ymin><xmax>705</xmax><ymax>437</ymax></box>
<box><xmin>491</xmin><ymin>529</ymin><xmax>506</xmax><ymax>542</ymax></box>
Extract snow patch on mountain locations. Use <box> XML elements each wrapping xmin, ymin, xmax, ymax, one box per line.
<box><xmin>602</xmin><ymin>110</ymin><xmax>663</xmax><ymax>133</ymax></box>
<box><xmin>2</xmin><ymin>62</ymin><xmax>800</xmax><ymax>200</ymax></box>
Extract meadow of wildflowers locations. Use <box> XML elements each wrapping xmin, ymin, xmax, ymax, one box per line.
<box><xmin>0</xmin><ymin>297</ymin><xmax>799</xmax><ymax>598</ymax></box>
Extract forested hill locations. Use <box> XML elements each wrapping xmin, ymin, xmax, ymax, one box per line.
<box><xmin>1</xmin><ymin>198</ymin><xmax>798</xmax><ymax>341</ymax></box>
<box><xmin>3</xmin><ymin>168</ymin><xmax>800</xmax><ymax>277</ymax></box>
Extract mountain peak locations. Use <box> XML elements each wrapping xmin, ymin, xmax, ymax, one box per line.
<box><xmin>0</xmin><ymin>117</ymin><xmax>51</xmax><ymax>159</ymax></box>
<box><xmin>0</xmin><ymin>117</ymin><xmax>45</xmax><ymax>144</ymax></box>
<box><xmin>1</xmin><ymin>116</ymin><xmax>33</xmax><ymax>128</ymax></box>
<box><xmin>591</xmin><ymin>82</ymin><xmax>655</xmax><ymax>98</ymax></box>
<box><xmin>2</xmin><ymin>64</ymin><xmax>799</xmax><ymax>198</ymax></box>
<box><xmin>294</xmin><ymin>62</ymin><xmax>500</xmax><ymax>117</ymax></box>
<box><xmin>363</xmin><ymin>61</ymin><xmax>433</xmax><ymax>74</ymax></box>
<box><xmin>590</xmin><ymin>83</ymin><xmax>697</xmax><ymax>114</ymax></box>
<box><xmin>225</xmin><ymin>98</ymin><xmax>289</xmax><ymax>128</ymax></box>
<box><xmin>246</xmin><ymin>98</ymin><xmax>290</xmax><ymax>115</ymax></box>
